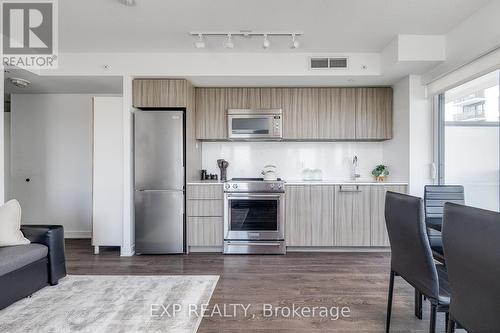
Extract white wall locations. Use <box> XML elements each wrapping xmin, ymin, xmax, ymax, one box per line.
<box><xmin>423</xmin><ymin>0</ymin><xmax>500</xmax><ymax>86</ymax></box>
<box><xmin>10</xmin><ymin>94</ymin><xmax>93</xmax><ymax>237</ymax></box>
<box><xmin>92</xmin><ymin>97</ymin><xmax>123</xmax><ymax>247</ymax></box>
<box><xmin>408</xmin><ymin>75</ymin><xmax>434</xmax><ymax>197</ymax></box>
<box><xmin>383</xmin><ymin>77</ymin><xmax>410</xmax><ymax>182</ymax></box>
<box><xmin>202</xmin><ymin>141</ymin><xmax>386</xmax><ymax>181</ymax></box>
<box><xmin>385</xmin><ymin>74</ymin><xmax>434</xmax><ymax>196</ymax></box>
<box><xmin>4</xmin><ymin>113</ymin><xmax>11</xmax><ymax>200</ymax></box>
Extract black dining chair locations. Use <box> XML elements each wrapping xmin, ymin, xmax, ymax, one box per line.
<box><xmin>385</xmin><ymin>191</ymin><xmax>451</xmax><ymax>333</ymax></box>
<box><xmin>443</xmin><ymin>203</ymin><xmax>500</xmax><ymax>333</ymax></box>
<box><xmin>424</xmin><ymin>185</ymin><xmax>465</xmax><ymax>263</ymax></box>
<box><xmin>415</xmin><ymin>186</ymin><xmax>465</xmax><ymax>320</ymax></box>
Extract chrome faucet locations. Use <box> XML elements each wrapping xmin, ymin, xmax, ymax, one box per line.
<box><xmin>352</xmin><ymin>155</ymin><xmax>361</xmax><ymax>181</ymax></box>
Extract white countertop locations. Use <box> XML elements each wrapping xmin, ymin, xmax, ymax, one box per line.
<box><xmin>284</xmin><ymin>180</ymin><xmax>408</xmax><ymax>186</ymax></box>
<box><xmin>187</xmin><ymin>180</ymin><xmax>408</xmax><ymax>186</ymax></box>
<box><xmin>187</xmin><ymin>180</ymin><xmax>224</xmax><ymax>185</ymax></box>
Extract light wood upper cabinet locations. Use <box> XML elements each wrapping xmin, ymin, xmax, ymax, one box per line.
<box><xmin>318</xmin><ymin>88</ymin><xmax>356</xmax><ymax>140</ymax></box>
<box><xmin>285</xmin><ymin>185</ymin><xmax>335</xmax><ymax>246</ymax></box>
<box><xmin>260</xmin><ymin>88</ymin><xmax>283</xmax><ymax>109</ymax></box>
<box><xmin>355</xmin><ymin>87</ymin><xmax>393</xmax><ymax>140</ymax></box>
<box><xmin>334</xmin><ymin>185</ymin><xmax>371</xmax><ymax>246</ymax></box>
<box><xmin>133</xmin><ymin>79</ymin><xmax>188</xmax><ymax>108</ymax></box>
<box><xmin>193</xmin><ymin>86</ymin><xmax>393</xmax><ymax>141</ymax></box>
<box><xmin>282</xmin><ymin>88</ymin><xmax>319</xmax><ymax>139</ymax></box>
<box><xmin>195</xmin><ymin>88</ymin><xmax>228</xmax><ymax>140</ymax></box>
<box><xmin>226</xmin><ymin>88</ymin><xmax>261</xmax><ymax>109</ymax></box>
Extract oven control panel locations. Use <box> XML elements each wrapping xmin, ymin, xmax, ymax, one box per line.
<box><xmin>224</xmin><ymin>181</ymin><xmax>285</xmax><ymax>193</ymax></box>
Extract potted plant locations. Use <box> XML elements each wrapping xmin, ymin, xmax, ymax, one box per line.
<box><xmin>372</xmin><ymin>165</ymin><xmax>389</xmax><ymax>182</ymax></box>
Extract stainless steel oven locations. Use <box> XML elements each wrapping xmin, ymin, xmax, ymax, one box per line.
<box><xmin>227</xmin><ymin>109</ymin><xmax>282</xmax><ymax>140</ymax></box>
<box><xmin>224</xmin><ymin>178</ymin><xmax>285</xmax><ymax>254</ymax></box>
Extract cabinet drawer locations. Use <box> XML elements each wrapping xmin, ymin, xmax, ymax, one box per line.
<box><xmin>188</xmin><ymin>217</ymin><xmax>223</xmax><ymax>247</ymax></box>
<box><xmin>187</xmin><ymin>185</ymin><xmax>223</xmax><ymax>200</ymax></box>
<box><xmin>187</xmin><ymin>199</ymin><xmax>223</xmax><ymax>217</ymax></box>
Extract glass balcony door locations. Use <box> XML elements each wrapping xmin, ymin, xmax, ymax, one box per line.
<box><xmin>438</xmin><ymin>70</ymin><xmax>500</xmax><ymax>211</ymax></box>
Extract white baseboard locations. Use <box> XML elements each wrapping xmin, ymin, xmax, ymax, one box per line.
<box><xmin>65</xmin><ymin>231</ymin><xmax>91</xmax><ymax>239</ymax></box>
<box><xmin>120</xmin><ymin>243</ymin><xmax>135</xmax><ymax>257</ymax></box>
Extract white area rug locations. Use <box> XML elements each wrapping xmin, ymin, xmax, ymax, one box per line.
<box><xmin>0</xmin><ymin>275</ymin><xmax>219</xmax><ymax>333</ymax></box>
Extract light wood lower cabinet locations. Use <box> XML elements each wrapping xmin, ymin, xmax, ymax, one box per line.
<box><xmin>187</xmin><ymin>184</ymin><xmax>224</xmax><ymax>249</ymax></box>
<box><xmin>285</xmin><ymin>184</ymin><xmax>407</xmax><ymax>247</ymax></box>
<box><xmin>188</xmin><ymin>217</ymin><xmax>223</xmax><ymax>246</ymax></box>
<box><xmin>370</xmin><ymin>185</ymin><xmax>407</xmax><ymax>246</ymax></box>
<box><xmin>334</xmin><ymin>185</ymin><xmax>371</xmax><ymax>246</ymax></box>
<box><xmin>285</xmin><ymin>185</ymin><xmax>335</xmax><ymax>246</ymax></box>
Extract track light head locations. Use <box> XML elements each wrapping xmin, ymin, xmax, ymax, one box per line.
<box><xmin>223</xmin><ymin>34</ymin><xmax>234</xmax><ymax>49</ymax></box>
<box><xmin>194</xmin><ymin>34</ymin><xmax>206</xmax><ymax>49</ymax></box>
<box><xmin>290</xmin><ymin>34</ymin><xmax>300</xmax><ymax>49</ymax></box>
<box><xmin>263</xmin><ymin>34</ymin><xmax>270</xmax><ymax>49</ymax></box>
<box><xmin>119</xmin><ymin>0</ymin><xmax>136</xmax><ymax>6</ymax></box>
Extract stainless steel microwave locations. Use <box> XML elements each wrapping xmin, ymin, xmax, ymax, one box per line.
<box><xmin>227</xmin><ymin>109</ymin><xmax>282</xmax><ymax>140</ymax></box>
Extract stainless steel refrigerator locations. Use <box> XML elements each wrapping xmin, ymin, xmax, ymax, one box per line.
<box><xmin>134</xmin><ymin>110</ymin><xmax>185</xmax><ymax>254</ymax></box>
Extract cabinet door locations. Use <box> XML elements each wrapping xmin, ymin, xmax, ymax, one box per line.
<box><xmin>318</xmin><ymin>88</ymin><xmax>356</xmax><ymax>139</ymax></box>
<box><xmin>260</xmin><ymin>88</ymin><xmax>283</xmax><ymax>109</ymax></box>
<box><xmin>188</xmin><ymin>217</ymin><xmax>223</xmax><ymax>247</ymax></box>
<box><xmin>133</xmin><ymin>79</ymin><xmax>187</xmax><ymax>108</ymax></box>
<box><xmin>285</xmin><ymin>185</ymin><xmax>311</xmax><ymax>246</ymax></box>
<box><xmin>195</xmin><ymin>88</ymin><xmax>227</xmax><ymax>139</ymax></box>
<box><xmin>334</xmin><ymin>185</ymin><xmax>371</xmax><ymax>246</ymax></box>
<box><xmin>355</xmin><ymin>87</ymin><xmax>393</xmax><ymax>140</ymax></box>
<box><xmin>310</xmin><ymin>185</ymin><xmax>335</xmax><ymax>246</ymax></box>
<box><xmin>282</xmin><ymin>88</ymin><xmax>319</xmax><ymax>139</ymax></box>
<box><xmin>285</xmin><ymin>185</ymin><xmax>334</xmax><ymax>246</ymax></box>
<box><xmin>226</xmin><ymin>88</ymin><xmax>261</xmax><ymax>109</ymax></box>
<box><xmin>370</xmin><ymin>185</ymin><xmax>407</xmax><ymax>246</ymax></box>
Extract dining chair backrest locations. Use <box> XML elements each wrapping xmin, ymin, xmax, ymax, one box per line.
<box><xmin>442</xmin><ymin>203</ymin><xmax>500</xmax><ymax>332</ymax></box>
<box><xmin>424</xmin><ymin>185</ymin><xmax>464</xmax><ymax>225</ymax></box>
<box><xmin>385</xmin><ymin>191</ymin><xmax>440</xmax><ymax>300</ymax></box>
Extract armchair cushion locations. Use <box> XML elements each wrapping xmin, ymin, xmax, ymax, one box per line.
<box><xmin>0</xmin><ymin>244</ymin><xmax>47</xmax><ymax>276</ymax></box>
<box><xmin>20</xmin><ymin>225</ymin><xmax>66</xmax><ymax>285</ymax></box>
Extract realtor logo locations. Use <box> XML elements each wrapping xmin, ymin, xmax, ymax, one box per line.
<box><xmin>1</xmin><ymin>0</ymin><xmax>58</xmax><ymax>69</ymax></box>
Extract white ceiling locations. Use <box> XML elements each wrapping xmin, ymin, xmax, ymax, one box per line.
<box><xmin>59</xmin><ymin>0</ymin><xmax>489</xmax><ymax>53</ymax></box>
<box><xmin>4</xmin><ymin>69</ymin><xmax>123</xmax><ymax>94</ymax></box>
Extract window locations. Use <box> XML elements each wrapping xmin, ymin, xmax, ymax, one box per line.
<box><xmin>436</xmin><ymin>69</ymin><xmax>500</xmax><ymax>212</ymax></box>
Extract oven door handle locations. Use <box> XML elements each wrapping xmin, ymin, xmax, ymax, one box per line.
<box><xmin>226</xmin><ymin>241</ymin><xmax>283</xmax><ymax>246</ymax></box>
<box><xmin>226</xmin><ymin>193</ymin><xmax>282</xmax><ymax>199</ymax></box>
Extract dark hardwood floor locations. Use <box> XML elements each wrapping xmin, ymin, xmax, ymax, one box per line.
<box><xmin>66</xmin><ymin>239</ymin><xmax>453</xmax><ymax>332</ymax></box>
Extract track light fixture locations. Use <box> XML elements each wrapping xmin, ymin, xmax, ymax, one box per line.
<box><xmin>263</xmin><ymin>34</ymin><xmax>270</xmax><ymax>49</ymax></box>
<box><xmin>194</xmin><ymin>34</ymin><xmax>206</xmax><ymax>49</ymax></box>
<box><xmin>190</xmin><ymin>31</ymin><xmax>302</xmax><ymax>50</ymax></box>
<box><xmin>223</xmin><ymin>34</ymin><xmax>234</xmax><ymax>49</ymax></box>
<box><xmin>119</xmin><ymin>0</ymin><xmax>136</xmax><ymax>6</ymax></box>
<box><xmin>290</xmin><ymin>34</ymin><xmax>299</xmax><ymax>49</ymax></box>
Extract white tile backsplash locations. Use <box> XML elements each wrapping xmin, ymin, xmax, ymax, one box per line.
<box><xmin>201</xmin><ymin>141</ymin><xmax>385</xmax><ymax>181</ymax></box>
